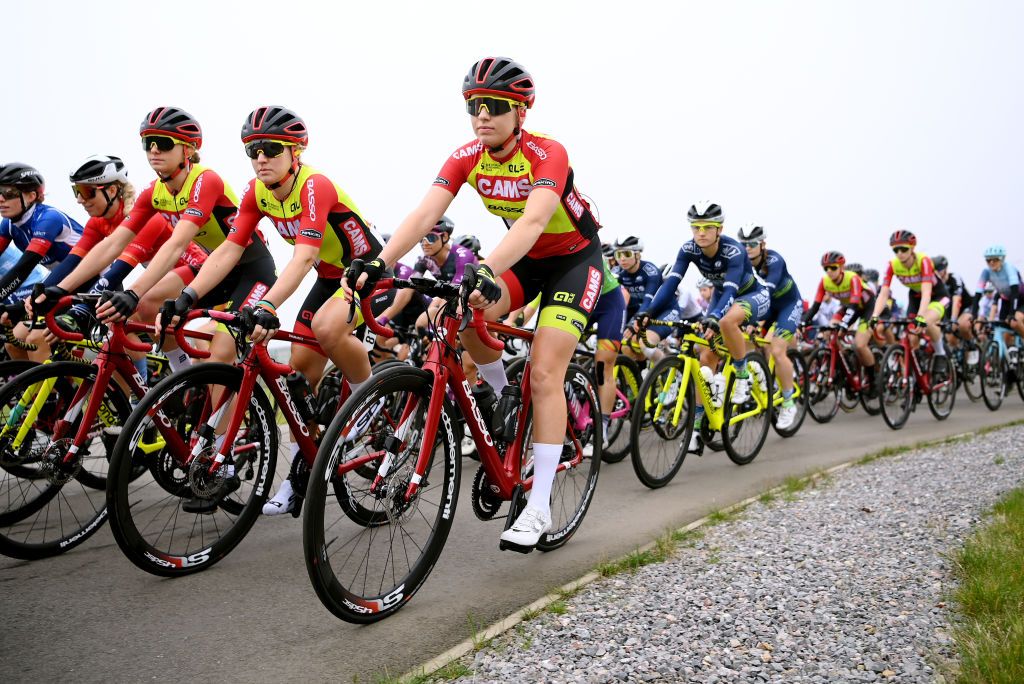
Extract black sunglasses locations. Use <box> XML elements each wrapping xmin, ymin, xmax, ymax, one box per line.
<box><xmin>892</xmin><ymin>246</ymin><xmax>911</xmax><ymax>254</ymax></box>
<box><xmin>824</xmin><ymin>265</ymin><xmax>841</xmax><ymax>272</ymax></box>
<box><xmin>141</xmin><ymin>135</ymin><xmax>180</xmax><ymax>152</ymax></box>
<box><xmin>0</xmin><ymin>187</ymin><xmax>22</xmax><ymax>200</ymax></box>
<box><xmin>465</xmin><ymin>96</ymin><xmax>519</xmax><ymax>116</ymax></box>
<box><xmin>244</xmin><ymin>140</ymin><xmax>291</xmax><ymax>160</ymax></box>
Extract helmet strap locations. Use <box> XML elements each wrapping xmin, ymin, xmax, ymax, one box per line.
<box><xmin>488</xmin><ymin>109</ymin><xmax>523</xmax><ymax>154</ymax></box>
<box><xmin>268</xmin><ymin>152</ymin><xmax>301</xmax><ymax>190</ymax></box>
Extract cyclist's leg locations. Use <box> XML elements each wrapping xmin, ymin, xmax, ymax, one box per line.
<box><xmin>312</xmin><ymin>289</ymin><xmax>372</xmax><ymax>389</ymax></box>
<box><xmin>924</xmin><ymin>300</ymin><xmax>947</xmax><ymax>354</ymax></box>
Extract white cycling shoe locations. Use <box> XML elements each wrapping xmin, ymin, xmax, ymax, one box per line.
<box><xmin>731</xmin><ymin>376</ymin><xmax>751</xmax><ymax>404</ymax></box>
<box><xmin>262</xmin><ymin>479</ymin><xmax>296</xmax><ymax>516</ymax></box>
<box><xmin>499</xmin><ymin>506</ymin><xmax>551</xmax><ymax>548</ymax></box>
<box><xmin>687</xmin><ymin>429</ymin><xmax>702</xmax><ymax>454</ymax></box>
<box><xmin>776</xmin><ymin>402</ymin><xmax>798</xmax><ymax>430</ymax></box>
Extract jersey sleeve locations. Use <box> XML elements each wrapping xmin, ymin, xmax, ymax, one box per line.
<box><xmin>920</xmin><ymin>256</ymin><xmax>935</xmax><ymax>281</ymax></box>
<box><xmin>121</xmin><ymin>213</ymin><xmax>171</xmax><ymax>266</ymax></box>
<box><xmin>70</xmin><ymin>218</ymin><xmax>107</xmax><ymax>258</ymax></box>
<box><xmin>849</xmin><ymin>274</ymin><xmax>863</xmax><ymax>306</ymax></box>
<box><xmin>293</xmin><ymin>174</ymin><xmax>336</xmax><ymax>250</ymax></box>
<box><xmin>882</xmin><ymin>262</ymin><xmax>895</xmax><ymax>288</ymax></box>
<box><xmin>641</xmin><ymin>263</ymin><xmax>664</xmax><ymax>311</ymax></box>
<box><xmin>710</xmin><ymin>250</ymin><xmax>746</xmax><ymax>319</ymax></box>
<box><xmin>1009</xmin><ymin>265</ymin><xmax>1022</xmax><ymax>287</ymax></box>
<box><xmin>432</xmin><ymin>142</ymin><xmax>479</xmax><ymax>195</ymax></box>
<box><xmin>448</xmin><ymin>245</ymin><xmax>479</xmax><ymax>286</ymax></box>
<box><xmin>525</xmin><ymin>137</ymin><xmax>570</xmax><ymax>194</ymax></box>
<box><xmin>646</xmin><ymin>250</ymin><xmax>687</xmax><ymax>314</ymax></box>
<box><xmin>120</xmin><ymin>185</ymin><xmax>158</xmax><ymax>234</ymax></box>
<box><xmin>814</xmin><ymin>279</ymin><xmax>826</xmax><ymax>304</ymax></box>
<box><xmin>226</xmin><ymin>180</ymin><xmax>264</xmax><ymax>247</ymax></box>
<box><xmin>181</xmin><ymin>170</ymin><xmax>225</xmax><ymax>225</ymax></box>
<box><xmin>764</xmin><ymin>253</ymin><xmax>785</xmax><ymax>291</ymax></box>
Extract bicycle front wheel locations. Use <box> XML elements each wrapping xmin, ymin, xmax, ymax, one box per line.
<box><xmin>979</xmin><ymin>340</ymin><xmax>1005</xmax><ymax>411</ymax></box>
<box><xmin>601</xmin><ymin>355</ymin><xmax>641</xmax><ymax>464</ymax></box>
<box><xmin>805</xmin><ymin>348</ymin><xmax>839</xmax><ymax>423</ymax></box>
<box><xmin>879</xmin><ymin>345</ymin><xmax>913</xmax><ymax>429</ymax></box>
<box><xmin>106</xmin><ymin>363</ymin><xmax>278</xmax><ymax>576</ymax></box>
<box><xmin>772</xmin><ymin>349</ymin><xmax>808</xmax><ymax>438</ymax></box>
<box><xmin>0</xmin><ymin>360</ymin><xmax>126</xmax><ymax>560</ymax></box>
<box><xmin>629</xmin><ymin>355</ymin><xmax>692</xmax><ymax>488</ymax></box>
<box><xmin>304</xmin><ymin>365</ymin><xmax>459</xmax><ymax>624</ymax></box>
<box><xmin>722</xmin><ymin>352</ymin><xmax>773</xmax><ymax>466</ymax></box>
<box><xmin>927</xmin><ymin>355</ymin><xmax>957</xmax><ymax>420</ymax></box>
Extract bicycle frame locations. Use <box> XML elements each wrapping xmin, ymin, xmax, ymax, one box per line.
<box><xmin>823</xmin><ymin>328</ymin><xmax>866</xmax><ymax>393</ymax></box>
<box><xmin>888</xmin><ymin>319</ymin><xmax>952</xmax><ymax>396</ymax></box>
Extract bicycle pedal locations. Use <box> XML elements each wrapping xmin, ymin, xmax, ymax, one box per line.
<box><xmin>290</xmin><ymin>497</ymin><xmax>305</xmax><ymax>519</ymax></box>
<box><xmin>498</xmin><ymin>539</ymin><xmax>536</xmax><ymax>554</ymax></box>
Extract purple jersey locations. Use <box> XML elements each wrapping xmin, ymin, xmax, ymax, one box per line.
<box><xmin>416</xmin><ymin>244</ymin><xmax>479</xmax><ymax>285</ymax></box>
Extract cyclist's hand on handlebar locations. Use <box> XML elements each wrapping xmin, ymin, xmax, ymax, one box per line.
<box><xmin>467</xmin><ymin>264</ymin><xmax>502</xmax><ymax>309</ymax></box>
<box><xmin>701</xmin><ymin>314</ymin><xmax>721</xmax><ymax>340</ymax></box>
<box><xmin>97</xmin><ymin>289</ymin><xmax>139</xmax><ymax>323</ymax></box>
<box><xmin>243</xmin><ymin>303</ymin><xmax>280</xmax><ymax>345</ymax></box>
<box><xmin>912</xmin><ymin>314</ymin><xmax>927</xmax><ymax>329</ymax></box>
<box><xmin>869</xmin><ymin>316</ymin><xmax>880</xmax><ymax>328</ymax></box>
<box><xmin>633</xmin><ymin>312</ymin><xmax>651</xmax><ymax>333</ymax></box>
<box><xmin>344</xmin><ymin>257</ymin><xmax>386</xmax><ymax>298</ymax></box>
<box><xmin>156</xmin><ymin>287</ymin><xmax>197</xmax><ymax>334</ymax></box>
<box><xmin>27</xmin><ymin>285</ymin><xmax>68</xmax><ymax>319</ymax></box>
<box><xmin>832</xmin><ymin>319</ymin><xmax>849</xmax><ymax>330</ymax></box>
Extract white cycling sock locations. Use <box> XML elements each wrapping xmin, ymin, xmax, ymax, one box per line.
<box><xmin>348</xmin><ymin>377</ymin><xmax>367</xmax><ymax>395</ymax></box>
<box><xmin>934</xmin><ymin>336</ymin><xmax>946</xmax><ymax>356</ymax></box>
<box><xmin>476</xmin><ymin>359</ymin><xmax>509</xmax><ymax>393</ymax></box>
<box><xmin>526</xmin><ymin>442</ymin><xmax>561</xmax><ymax>517</ymax></box>
<box><xmin>167</xmin><ymin>348</ymin><xmax>192</xmax><ymax>372</ymax></box>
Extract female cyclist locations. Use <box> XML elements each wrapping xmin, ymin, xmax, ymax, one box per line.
<box><xmin>349</xmin><ymin>56</ymin><xmax>604</xmax><ymax>550</ymax></box>
<box><xmin>163</xmin><ymin>105</ymin><xmax>384</xmax><ymax>515</ymax></box>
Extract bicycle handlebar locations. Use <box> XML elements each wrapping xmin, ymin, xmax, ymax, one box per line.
<box><xmin>45</xmin><ymin>296</ymin><xmax>85</xmax><ymax>342</ymax></box>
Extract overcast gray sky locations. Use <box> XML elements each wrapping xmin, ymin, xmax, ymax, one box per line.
<box><xmin>7</xmin><ymin>0</ymin><xmax>1022</xmax><ymax>321</ymax></box>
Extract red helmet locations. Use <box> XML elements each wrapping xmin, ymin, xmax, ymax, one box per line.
<box><xmin>241</xmin><ymin>106</ymin><xmax>309</xmax><ymax>146</ymax></box>
<box><xmin>889</xmin><ymin>230</ymin><xmax>917</xmax><ymax>247</ymax></box>
<box><xmin>821</xmin><ymin>251</ymin><xmax>845</xmax><ymax>267</ymax></box>
<box><xmin>139</xmin><ymin>107</ymin><xmax>203</xmax><ymax>148</ymax></box>
<box><xmin>463</xmin><ymin>57</ymin><xmax>536</xmax><ymax>108</ymax></box>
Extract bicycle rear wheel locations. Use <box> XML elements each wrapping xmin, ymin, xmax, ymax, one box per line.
<box><xmin>304</xmin><ymin>365</ymin><xmax>459</xmax><ymax>624</ymax></box>
<box><xmin>601</xmin><ymin>355</ymin><xmax>641</xmax><ymax>464</ymax></box>
<box><xmin>629</xmin><ymin>355</ymin><xmax>692</xmax><ymax>488</ymax></box>
<box><xmin>805</xmin><ymin>348</ymin><xmax>840</xmax><ymax>423</ymax></box>
<box><xmin>722</xmin><ymin>352</ymin><xmax>772</xmax><ymax>466</ymax></box>
<box><xmin>980</xmin><ymin>340</ymin><xmax>1005</xmax><ymax>411</ymax></box>
<box><xmin>0</xmin><ymin>361</ymin><xmax>125</xmax><ymax>559</ymax></box>
<box><xmin>106</xmin><ymin>364</ymin><xmax>277</xmax><ymax>576</ymax></box>
<box><xmin>772</xmin><ymin>349</ymin><xmax>808</xmax><ymax>438</ymax></box>
<box><xmin>879</xmin><ymin>345</ymin><xmax>913</xmax><ymax>429</ymax></box>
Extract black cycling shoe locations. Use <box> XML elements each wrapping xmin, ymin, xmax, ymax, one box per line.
<box><xmin>182</xmin><ymin>476</ymin><xmax>241</xmax><ymax>514</ymax></box>
<box><xmin>932</xmin><ymin>355</ymin><xmax>951</xmax><ymax>384</ymax></box>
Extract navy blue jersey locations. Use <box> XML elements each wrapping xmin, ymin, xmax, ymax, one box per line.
<box><xmin>754</xmin><ymin>249</ymin><xmax>799</xmax><ymax>301</ymax></box>
<box><xmin>647</xmin><ymin>235</ymin><xmax>759</xmax><ymax>319</ymax></box>
<box><xmin>0</xmin><ymin>203</ymin><xmax>83</xmax><ymax>267</ymax></box>
<box><xmin>614</xmin><ymin>260</ymin><xmax>663</xmax><ymax>318</ymax></box>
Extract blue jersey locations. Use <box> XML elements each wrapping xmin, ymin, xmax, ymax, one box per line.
<box><xmin>648</xmin><ymin>235</ymin><xmax>759</xmax><ymax>319</ymax></box>
<box><xmin>0</xmin><ymin>244</ymin><xmax>48</xmax><ymax>302</ymax></box>
<box><xmin>977</xmin><ymin>263</ymin><xmax>1021</xmax><ymax>301</ymax></box>
<box><xmin>0</xmin><ymin>203</ymin><xmax>83</xmax><ymax>267</ymax></box>
<box><xmin>755</xmin><ymin>249</ymin><xmax>800</xmax><ymax>301</ymax></box>
<box><xmin>614</xmin><ymin>260</ymin><xmax>663</xmax><ymax>318</ymax></box>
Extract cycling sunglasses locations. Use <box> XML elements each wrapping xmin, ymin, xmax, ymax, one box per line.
<box><xmin>141</xmin><ymin>135</ymin><xmax>181</xmax><ymax>152</ymax></box>
<box><xmin>986</xmin><ymin>257</ymin><xmax>1002</xmax><ymax>263</ymax></box>
<box><xmin>741</xmin><ymin>240</ymin><xmax>763</xmax><ymax>249</ymax></box>
<box><xmin>71</xmin><ymin>183</ymin><xmax>109</xmax><ymax>200</ymax></box>
<box><xmin>0</xmin><ymin>187</ymin><xmax>21</xmax><ymax>200</ymax></box>
<box><xmin>892</xmin><ymin>245</ymin><xmax>911</xmax><ymax>254</ymax></box>
<box><xmin>243</xmin><ymin>140</ymin><xmax>296</xmax><ymax>160</ymax></box>
<box><xmin>690</xmin><ymin>221</ymin><xmax>723</xmax><ymax>233</ymax></box>
<box><xmin>824</xmin><ymin>264</ymin><xmax>841</xmax><ymax>272</ymax></box>
<box><xmin>421</xmin><ymin>232</ymin><xmax>446</xmax><ymax>244</ymax></box>
<box><xmin>465</xmin><ymin>96</ymin><xmax>523</xmax><ymax>116</ymax></box>
<box><xmin>614</xmin><ymin>250</ymin><xmax>638</xmax><ymax>259</ymax></box>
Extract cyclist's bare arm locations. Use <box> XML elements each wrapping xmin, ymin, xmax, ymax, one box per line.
<box><xmin>260</xmin><ymin>243</ymin><xmax>318</xmax><ymax>307</ymax></box>
<box><xmin>56</xmin><ymin>226</ymin><xmax>136</xmax><ymax>292</ymax></box>
<box><xmin>185</xmin><ymin>240</ymin><xmax>245</xmax><ymax>299</ymax></box>
<box><xmin>121</xmin><ymin>219</ymin><xmax>201</xmax><ymax>298</ymax></box>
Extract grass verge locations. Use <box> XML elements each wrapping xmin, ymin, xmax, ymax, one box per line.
<box><xmin>949</xmin><ymin>486</ymin><xmax>1024</xmax><ymax>684</ymax></box>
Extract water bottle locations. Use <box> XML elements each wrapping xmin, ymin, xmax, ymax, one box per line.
<box><xmin>491</xmin><ymin>385</ymin><xmax>522</xmax><ymax>441</ymax></box>
<box><xmin>1008</xmin><ymin>346</ymin><xmax>1020</xmax><ymax>369</ymax></box>
<box><xmin>315</xmin><ymin>373</ymin><xmax>342</xmax><ymax>424</ymax></box>
<box><xmin>285</xmin><ymin>371</ymin><xmax>317</xmax><ymax>424</ymax></box>
<box><xmin>471</xmin><ymin>382</ymin><xmax>499</xmax><ymax>427</ymax></box>
<box><xmin>712</xmin><ymin>373</ymin><xmax>727</xmax><ymax>408</ymax></box>
<box><xmin>699</xmin><ymin>366</ymin><xmax>720</xmax><ymax>407</ymax></box>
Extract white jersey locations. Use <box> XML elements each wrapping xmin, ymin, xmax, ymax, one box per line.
<box><xmin>676</xmin><ymin>287</ymin><xmax>704</xmax><ymax>320</ymax></box>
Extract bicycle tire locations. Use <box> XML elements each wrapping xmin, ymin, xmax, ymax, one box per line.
<box><xmin>772</xmin><ymin>349</ymin><xmax>808</xmax><ymax>438</ymax></box>
<box><xmin>106</xmin><ymin>363</ymin><xmax>277</xmax><ymax>576</ymax></box>
<box><xmin>858</xmin><ymin>347</ymin><xmax>884</xmax><ymax>416</ymax></box>
<box><xmin>535</xmin><ymin>363</ymin><xmax>602</xmax><ymax>551</ymax></box>
<box><xmin>629</xmin><ymin>355</ymin><xmax>692</xmax><ymax>488</ymax></box>
<box><xmin>601</xmin><ymin>355</ymin><xmax>641</xmax><ymax>464</ymax></box>
<box><xmin>722</xmin><ymin>352</ymin><xmax>772</xmax><ymax>466</ymax></box>
<box><xmin>979</xmin><ymin>339</ymin><xmax>1005</xmax><ymax>411</ymax></box>
<box><xmin>304</xmin><ymin>365</ymin><xmax>459</xmax><ymax>624</ymax></box>
<box><xmin>0</xmin><ymin>361</ymin><xmax>124</xmax><ymax>559</ymax></box>
<box><xmin>806</xmin><ymin>347</ymin><xmax>840</xmax><ymax>423</ymax></box>
<box><xmin>879</xmin><ymin>345</ymin><xmax>913</xmax><ymax>430</ymax></box>
<box><xmin>960</xmin><ymin>342</ymin><xmax>984</xmax><ymax>402</ymax></box>
<box><xmin>927</xmin><ymin>354</ymin><xmax>957</xmax><ymax>420</ymax></box>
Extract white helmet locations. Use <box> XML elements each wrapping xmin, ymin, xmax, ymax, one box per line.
<box><xmin>688</xmin><ymin>201</ymin><xmax>724</xmax><ymax>223</ymax></box>
<box><xmin>736</xmin><ymin>223</ymin><xmax>766</xmax><ymax>243</ymax></box>
<box><xmin>69</xmin><ymin>155</ymin><xmax>129</xmax><ymax>186</ymax></box>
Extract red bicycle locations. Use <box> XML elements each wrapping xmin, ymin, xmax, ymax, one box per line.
<box><xmin>303</xmin><ymin>270</ymin><xmax>602</xmax><ymax>623</ymax></box>
<box><xmin>877</xmin><ymin>318</ymin><xmax>958</xmax><ymax>429</ymax></box>
<box><xmin>805</xmin><ymin>324</ymin><xmax>882</xmax><ymax>423</ymax></box>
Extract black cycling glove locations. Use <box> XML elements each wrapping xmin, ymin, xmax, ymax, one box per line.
<box><xmin>99</xmin><ymin>289</ymin><xmax>140</xmax><ymax>318</ymax></box>
<box><xmin>469</xmin><ymin>264</ymin><xmax>502</xmax><ymax>305</ymax></box>
<box><xmin>345</xmin><ymin>258</ymin><xmax>387</xmax><ymax>296</ymax></box>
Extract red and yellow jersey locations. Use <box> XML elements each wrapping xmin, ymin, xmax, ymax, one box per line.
<box><xmin>433</xmin><ymin>130</ymin><xmax>600</xmax><ymax>259</ymax></box>
<box><xmin>883</xmin><ymin>252</ymin><xmax>948</xmax><ymax>298</ymax></box>
<box><xmin>227</xmin><ymin>164</ymin><xmax>382</xmax><ymax>278</ymax></box>
<box><xmin>815</xmin><ymin>271</ymin><xmax>864</xmax><ymax>306</ymax></box>
<box><xmin>122</xmin><ymin>165</ymin><xmax>257</xmax><ymax>258</ymax></box>
<box><xmin>74</xmin><ymin>209</ymin><xmax>206</xmax><ymax>270</ymax></box>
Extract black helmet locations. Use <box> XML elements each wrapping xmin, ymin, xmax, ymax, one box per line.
<box><xmin>455</xmin><ymin>234</ymin><xmax>481</xmax><ymax>254</ymax></box>
<box><xmin>241</xmin><ymin>106</ymin><xmax>309</xmax><ymax>145</ymax></box>
<box><xmin>889</xmin><ymin>229</ymin><xmax>916</xmax><ymax>247</ymax></box>
<box><xmin>736</xmin><ymin>223</ymin><xmax>766</xmax><ymax>243</ymax></box>
<box><xmin>863</xmin><ymin>268</ymin><xmax>880</xmax><ymax>283</ymax></box>
<box><xmin>432</xmin><ymin>215</ymin><xmax>455</xmax><ymax>234</ymax></box>
<box><xmin>688</xmin><ymin>201</ymin><xmax>724</xmax><ymax>223</ymax></box>
<box><xmin>70</xmin><ymin>155</ymin><xmax>129</xmax><ymax>185</ymax></box>
<box><xmin>821</xmin><ymin>251</ymin><xmax>846</xmax><ymax>267</ymax></box>
<box><xmin>614</xmin><ymin>236</ymin><xmax>644</xmax><ymax>252</ymax></box>
<box><xmin>0</xmin><ymin>162</ymin><xmax>44</xmax><ymax>191</ymax></box>
<box><xmin>846</xmin><ymin>262</ymin><xmax>864</xmax><ymax>275</ymax></box>
<box><xmin>139</xmin><ymin>106</ymin><xmax>203</xmax><ymax>148</ymax></box>
<box><xmin>932</xmin><ymin>255</ymin><xmax>949</xmax><ymax>271</ymax></box>
<box><xmin>463</xmin><ymin>57</ymin><xmax>536</xmax><ymax>108</ymax></box>
<box><xmin>601</xmin><ymin>242</ymin><xmax>614</xmax><ymax>257</ymax></box>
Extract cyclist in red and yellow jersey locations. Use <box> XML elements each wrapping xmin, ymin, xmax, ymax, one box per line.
<box><xmin>803</xmin><ymin>251</ymin><xmax>877</xmax><ymax>384</ymax></box>
<box><xmin>163</xmin><ymin>106</ymin><xmax>384</xmax><ymax>515</ymax></box>
<box><xmin>870</xmin><ymin>229</ymin><xmax>950</xmax><ymax>371</ymax></box>
<box><xmin>349</xmin><ymin>56</ymin><xmax>604</xmax><ymax>550</ymax></box>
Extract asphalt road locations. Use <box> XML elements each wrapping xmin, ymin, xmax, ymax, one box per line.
<box><xmin>1</xmin><ymin>396</ymin><xmax>1021</xmax><ymax>683</ymax></box>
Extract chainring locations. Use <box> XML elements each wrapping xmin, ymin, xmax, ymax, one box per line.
<box><xmin>471</xmin><ymin>465</ymin><xmax>502</xmax><ymax>521</ymax></box>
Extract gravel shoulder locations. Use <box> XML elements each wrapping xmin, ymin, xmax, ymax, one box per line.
<box><xmin>441</xmin><ymin>425</ymin><xmax>1024</xmax><ymax>684</ymax></box>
